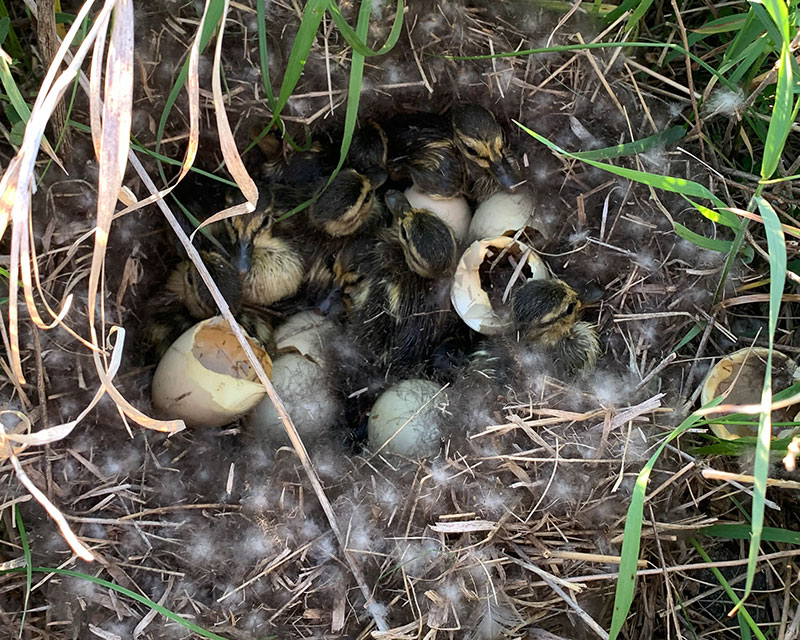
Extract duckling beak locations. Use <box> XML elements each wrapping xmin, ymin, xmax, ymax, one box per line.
<box><xmin>368</xmin><ymin>168</ymin><xmax>388</xmax><ymax>189</ymax></box>
<box><xmin>384</xmin><ymin>190</ymin><xmax>408</xmax><ymax>217</ymax></box>
<box><xmin>490</xmin><ymin>157</ymin><xmax>522</xmax><ymax>191</ymax></box>
<box><xmin>232</xmin><ymin>242</ymin><xmax>253</xmax><ymax>275</ymax></box>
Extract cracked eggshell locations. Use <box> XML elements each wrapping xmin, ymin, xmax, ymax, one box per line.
<box><xmin>450</xmin><ymin>236</ymin><xmax>549</xmax><ymax>335</ymax></box>
<box><xmin>701</xmin><ymin>347</ymin><xmax>800</xmax><ymax>440</ymax></box>
<box><xmin>152</xmin><ymin>316</ymin><xmax>272</xmax><ymax>428</ymax></box>
<box><xmin>405</xmin><ymin>186</ymin><xmax>471</xmax><ymax>243</ymax></box>
<box><xmin>368</xmin><ymin>379</ymin><xmax>446</xmax><ymax>458</ymax></box>
<box><xmin>469</xmin><ymin>191</ymin><xmax>536</xmax><ymax>243</ymax></box>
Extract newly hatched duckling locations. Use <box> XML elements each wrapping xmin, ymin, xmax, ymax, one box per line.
<box><xmin>344</xmin><ymin>190</ymin><xmax>458</xmax><ymax>372</ymax></box>
<box><xmin>347</xmin><ymin>120</ymin><xmax>389</xmax><ymax>184</ymax></box>
<box><xmin>139</xmin><ymin>250</ymin><xmax>243</xmax><ymax>360</ymax></box>
<box><xmin>385</xmin><ymin>104</ymin><xmax>521</xmax><ymax>200</ymax></box>
<box><xmin>304</xmin><ymin>168</ymin><xmax>387</xmax><ymax>306</ymax></box>
<box><xmin>511</xmin><ymin>278</ymin><xmax>600</xmax><ymax>375</ymax></box>
<box><xmin>224</xmin><ymin>200</ymin><xmax>306</xmax><ymax>308</ymax></box>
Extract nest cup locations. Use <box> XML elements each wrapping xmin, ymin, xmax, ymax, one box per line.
<box><xmin>700</xmin><ymin>347</ymin><xmax>800</xmax><ymax>440</ymax></box>
<box><xmin>151</xmin><ymin>316</ymin><xmax>273</xmax><ymax>428</ymax></box>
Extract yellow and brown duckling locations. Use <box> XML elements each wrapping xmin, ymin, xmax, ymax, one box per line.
<box><xmin>224</xmin><ymin>202</ymin><xmax>306</xmax><ymax>308</ymax></box>
<box><xmin>511</xmin><ymin>278</ymin><xmax>600</xmax><ymax>374</ymax></box>
<box><xmin>342</xmin><ymin>190</ymin><xmax>459</xmax><ymax>371</ymax></box>
<box><xmin>385</xmin><ymin>104</ymin><xmax>521</xmax><ymax>200</ymax></box>
<box><xmin>139</xmin><ymin>250</ymin><xmax>243</xmax><ymax>360</ymax></box>
<box><xmin>347</xmin><ymin>120</ymin><xmax>389</xmax><ymax>183</ymax></box>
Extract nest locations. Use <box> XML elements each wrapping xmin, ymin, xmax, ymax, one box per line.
<box><xmin>1</xmin><ymin>1</ymin><xmax>798</xmax><ymax>639</ymax></box>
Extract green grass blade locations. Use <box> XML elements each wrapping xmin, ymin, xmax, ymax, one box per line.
<box><xmin>263</xmin><ymin>0</ymin><xmax>327</xmax><ymax>134</ymax></box>
<box><xmin>155</xmin><ymin>0</ymin><xmax>224</xmax><ymax>183</ymax></box>
<box><xmin>0</xmin><ymin>53</ymin><xmax>31</xmax><ymax>125</ymax></box>
<box><xmin>516</xmin><ymin>122</ymin><xmax>727</xmax><ymax>209</ymax></box>
<box><xmin>673</xmin><ymin>223</ymin><xmax>737</xmax><ymax>253</ymax></box>
<box><xmin>0</xmin><ymin>567</ymin><xmax>234</xmax><ymax>640</ymax></box>
<box><xmin>608</xmin><ymin>404</ymin><xmax>718</xmax><ymax>639</ymax></box>
<box><xmin>761</xmin><ymin>46</ymin><xmax>795</xmax><ymax>179</ymax></box>
<box><xmin>732</xmin><ymin>195</ymin><xmax>787</xmax><ymax>614</ymax></box>
<box><xmin>327</xmin><ymin>0</ymin><xmax>404</xmax><ymax>57</ymax></box>
<box><xmin>689</xmin><ymin>539</ymin><xmax>767</xmax><ymax>640</ymax></box>
<box><xmin>14</xmin><ymin>506</ymin><xmax>31</xmax><ymax>638</ymax></box>
<box><xmin>256</xmin><ymin>0</ymin><xmax>276</xmax><ymax>109</ymax></box>
<box><xmin>571</xmin><ymin>125</ymin><xmax>686</xmax><ymax>160</ymax></box>
<box><xmin>691</xmin><ymin>14</ymin><xmax>748</xmax><ymax>34</ymax></box>
<box><xmin>701</xmin><ymin>524</ymin><xmax>800</xmax><ymax>545</ymax></box>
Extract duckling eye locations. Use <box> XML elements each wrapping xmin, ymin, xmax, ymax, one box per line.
<box><xmin>399</xmin><ymin>224</ymin><xmax>409</xmax><ymax>243</ymax></box>
<box><xmin>564</xmin><ymin>302</ymin><xmax>577</xmax><ymax>316</ymax></box>
<box><xmin>463</xmin><ymin>144</ymin><xmax>480</xmax><ymax>157</ymax></box>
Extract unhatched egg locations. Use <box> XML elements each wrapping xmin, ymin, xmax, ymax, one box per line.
<box><xmin>368</xmin><ymin>379</ymin><xmax>446</xmax><ymax>457</ymax></box>
<box><xmin>151</xmin><ymin>316</ymin><xmax>272</xmax><ymax>428</ymax></box>
<box><xmin>249</xmin><ymin>312</ymin><xmax>340</xmax><ymax>443</ymax></box>
<box><xmin>468</xmin><ymin>190</ymin><xmax>538</xmax><ymax>243</ymax></box>
<box><xmin>405</xmin><ymin>185</ymin><xmax>471</xmax><ymax>243</ymax></box>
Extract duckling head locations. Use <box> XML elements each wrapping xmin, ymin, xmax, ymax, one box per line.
<box><xmin>512</xmin><ymin>279</ymin><xmax>599</xmax><ymax>373</ymax></box>
<box><xmin>512</xmin><ymin>278</ymin><xmax>582</xmax><ymax>346</ymax></box>
<box><xmin>385</xmin><ymin>190</ymin><xmax>457</xmax><ymax>278</ymax></box>
<box><xmin>349</xmin><ymin>120</ymin><xmax>389</xmax><ymax>184</ymax></box>
<box><xmin>225</xmin><ymin>210</ymin><xmax>273</xmax><ymax>277</ymax></box>
<box><xmin>451</xmin><ymin>104</ymin><xmax>520</xmax><ymax>191</ymax></box>
<box><xmin>309</xmin><ymin>169</ymin><xmax>383</xmax><ymax>238</ymax></box>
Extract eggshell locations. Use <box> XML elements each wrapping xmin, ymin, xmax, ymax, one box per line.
<box><xmin>249</xmin><ymin>353</ymin><xmax>340</xmax><ymax>442</ymax></box>
<box><xmin>469</xmin><ymin>191</ymin><xmax>536</xmax><ymax>243</ymax></box>
<box><xmin>152</xmin><ymin>316</ymin><xmax>272</xmax><ymax>428</ymax></box>
<box><xmin>405</xmin><ymin>186</ymin><xmax>471</xmax><ymax>243</ymax></box>
<box><xmin>700</xmin><ymin>347</ymin><xmax>800</xmax><ymax>440</ymax></box>
<box><xmin>274</xmin><ymin>311</ymin><xmax>333</xmax><ymax>363</ymax></box>
<box><xmin>450</xmin><ymin>236</ymin><xmax>549</xmax><ymax>335</ymax></box>
<box><xmin>368</xmin><ymin>379</ymin><xmax>446</xmax><ymax>457</ymax></box>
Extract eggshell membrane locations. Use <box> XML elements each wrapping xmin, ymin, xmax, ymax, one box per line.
<box><xmin>368</xmin><ymin>379</ymin><xmax>445</xmax><ymax>457</ymax></box>
<box><xmin>450</xmin><ymin>236</ymin><xmax>549</xmax><ymax>335</ymax></box>
<box><xmin>404</xmin><ymin>186</ymin><xmax>471</xmax><ymax>243</ymax></box>
<box><xmin>274</xmin><ymin>311</ymin><xmax>333</xmax><ymax>363</ymax></box>
<box><xmin>152</xmin><ymin>317</ymin><xmax>272</xmax><ymax>428</ymax></box>
<box><xmin>249</xmin><ymin>353</ymin><xmax>339</xmax><ymax>441</ymax></box>
<box><xmin>701</xmin><ymin>347</ymin><xmax>800</xmax><ymax>440</ymax></box>
<box><xmin>469</xmin><ymin>191</ymin><xmax>536</xmax><ymax>243</ymax></box>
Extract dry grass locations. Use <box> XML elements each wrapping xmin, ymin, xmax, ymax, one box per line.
<box><xmin>0</xmin><ymin>0</ymin><xmax>798</xmax><ymax>639</ymax></box>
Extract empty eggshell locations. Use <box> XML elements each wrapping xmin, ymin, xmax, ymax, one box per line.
<box><xmin>368</xmin><ymin>379</ymin><xmax>446</xmax><ymax>457</ymax></box>
<box><xmin>469</xmin><ymin>191</ymin><xmax>536</xmax><ymax>243</ymax></box>
<box><xmin>405</xmin><ymin>185</ymin><xmax>471</xmax><ymax>243</ymax></box>
<box><xmin>152</xmin><ymin>316</ymin><xmax>272</xmax><ymax>428</ymax></box>
<box><xmin>450</xmin><ymin>236</ymin><xmax>549</xmax><ymax>335</ymax></box>
<box><xmin>701</xmin><ymin>347</ymin><xmax>800</xmax><ymax>441</ymax></box>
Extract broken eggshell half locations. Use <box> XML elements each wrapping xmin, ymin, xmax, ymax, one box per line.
<box><xmin>404</xmin><ymin>185</ymin><xmax>471</xmax><ymax>243</ymax></box>
<box><xmin>700</xmin><ymin>347</ymin><xmax>800</xmax><ymax>441</ymax></box>
<box><xmin>152</xmin><ymin>316</ymin><xmax>272</xmax><ymax>429</ymax></box>
<box><xmin>450</xmin><ymin>235</ymin><xmax>549</xmax><ymax>335</ymax></box>
<box><xmin>249</xmin><ymin>312</ymin><xmax>340</xmax><ymax>443</ymax></box>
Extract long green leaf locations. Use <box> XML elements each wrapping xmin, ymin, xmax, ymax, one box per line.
<box><xmin>257</xmin><ymin>0</ymin><xmax>276</xmax><ymax>109</ymax></box>
<box><xmin>571</xmin><ymin>125</ymin><xmax>686</xmax><ymax>161</ymax></box>
<box><xmin>327</xmin><ymin>0</ymin><xmax>404</xmax><ymax>57</ymax></box>
<box><xmin>14</xmin><ymin>507</ymin><xmax>31</xmax><ymax>638</ymax></box>
<box><xmin>701</xmin><ymin>524</ymin><xmax>800</xmax><ymax>545</ymax></box>
<box><xmin>517</xmin><ymin>122</ymin><xmax>727</xmax><ymax>209</ymax></box>
<box><xmin>674</xmin><ymin>223</ymin><xmax>736</xmax><ymax>253</ymax></box>
<box><xmin>732</xmin><ymin>196</ymin><xmax>787</xmax><ymax>614</ymax></box>
<box><xmin>608</xmin><ymin>404</ymin><xmax>719</xmax><ymax>639</ymax></box>
<box><xmin>761</xmin><ymin>45</ymin><xmax>795</xmax><ymax>179</ymax></box>
<box><xmin>0</xmin><ymin>567</ymin><xmax>233</xmax><ymax>640</ymax></box>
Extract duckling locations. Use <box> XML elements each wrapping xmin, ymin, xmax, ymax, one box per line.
<box><xmin>224</xmin><ymin>204</ymin><xmax>306</xmax><ymax>308</ymax></box>
<box><xmin>385</xmin><ymin>104</ymin><xmax>521</xmax><ymax>201</ymax></box>
<box><xmin>139</xmin><ymin>250</ymin><xmax>243</xmax><ymax>360</ymax></box>
<box><xmin>344</xmin><ymin>190</ymin><xmax>458</xmax><ymax>372</ymax></box>
<box><xmin>511</xmin><ymin>278</ymin><xmax>600</xmax><ymax>374</ymax></box>
<box><xmin>347</xmin><ymin>120</ymin><xmax>389</xmax><ymax>184</ymax></box>
<box><xmin>255</xmin><ymin>132</ymin><xmax>334</xmax><ymax>189</ymax></box>
<box><xmin>303</xmin><ymin>168</ymin><xmax>388</xmax><ymax>306</ymax></box>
